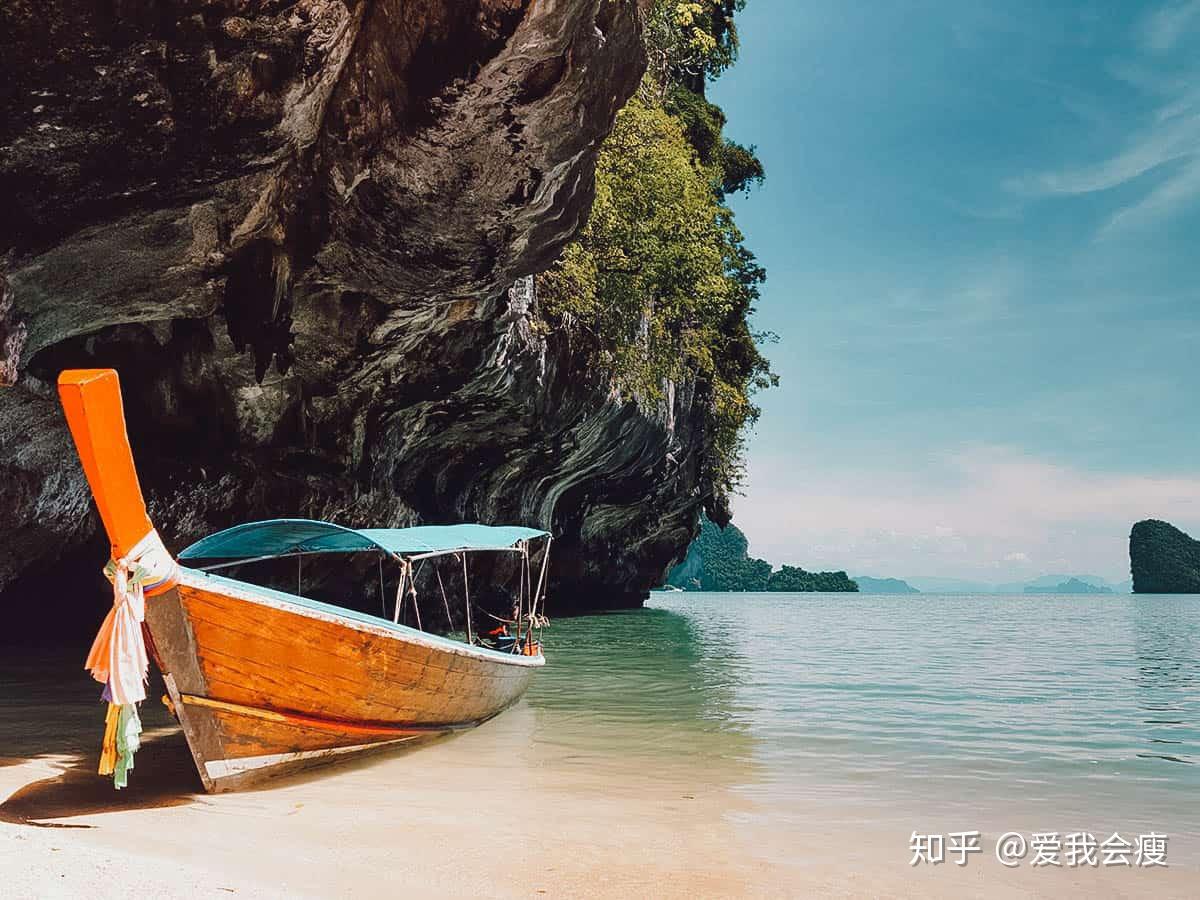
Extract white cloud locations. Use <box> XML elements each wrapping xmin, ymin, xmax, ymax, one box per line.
<box><xmin>733</xmin><ymin>445</ymin><xmax>1200</xmax><ymax>582</ymax></box>
<box><xmin>1006</xmin><ymin>7</ymin><xmax>1200</xmax><ymax>234</ymax></box>
<box><xmin>1009</xmin><ymin>111</ymin><xmax>1200</xmax><ymax>197</ymax></box>
<box><xmin>1140</xmin><ymin>0</ymin><xmax>1200</xmax><ymax>53</ymax></box>
<box><xmin>1098</xmin><ymin>157</ymin><xmax>1200</xmax><ymax>237</ymax></box>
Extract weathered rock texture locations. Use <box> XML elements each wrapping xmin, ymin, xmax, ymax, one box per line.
<box><xmin>1130</xmin><ymin>519</ymin><xmax>1200</xmax><ymax>594</ymax></box>
<box><xmin>0</xmin><ymin>0</ymin><xmax>709</xmax><ymax>628</ymax></box>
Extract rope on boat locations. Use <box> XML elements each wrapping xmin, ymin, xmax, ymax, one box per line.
<box><xmin>410</xmin><ymin>559</ymin><xmax>423</xmax><ymax>631</ymax></box>
<box><xmin>393</xmin><ymin>558</ymin><xmax>408</xmax><ymax>625</ymax></box>
<box><xmin>435</xmin><ymin>563</ymin><xmax>453</xmax><ymax>629</ymax></box>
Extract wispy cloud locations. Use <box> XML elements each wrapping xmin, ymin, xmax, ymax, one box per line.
<box><xmin>735</xmin><ymin>445</ymin><xmax>1200</xmax><ymax>582</ymax></box>
<box><xmin>1140</xmin><ymin>0</ymin><xmax>1200</xmax><ymax>53</ymax></box>
<box><xmin>827</xmin><ymin>262</ymin><xmax>1024</xmax><ymax>352</ymax></box>
<box><xmin>1099</xmin><ymin>157</ymin><xmax>1200</xmax><ymax>237</ymax></box>
<box><xmin>1006</xmin><ymin>2</ymin><xmax>1200</xmax><ymax>234</ymax></box>
<box><xmin>1008</xmin><ymin>110</ymin><xmax>1200</xmax><ymax>197</ymax></box>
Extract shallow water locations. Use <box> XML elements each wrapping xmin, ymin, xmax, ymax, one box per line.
<box><xmin>633</xmin><ymin>593</ymin><xmax>1200</xmax><ymax>847</ymax></box>
<box><xmin>525</xmin><ymin>592</ymin><xmax>1200</xmax><ymax>858</ymax></box>
<box><xmin>2</xmin><ymin>591</ymin><xmax>1199</xmax><ymax>871</ymax></box>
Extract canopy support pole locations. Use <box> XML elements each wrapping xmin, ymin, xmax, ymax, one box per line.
<box><xmin>392</xmin><ymin>561</ymin><xmax>408</xmax><ymax>625</ymax></box>
<box><xmin>378</xmin><ymin>557</ymin><xmax>386</xmax><ymax>618</ymax></box>
<box><xmin>533</xmin><ymin>536</ymin><xmax>552</xmax><ymax>616</ymax></box>
<box><xmin>461</xmin><ymin>552</ymin><xmax>473</xmax><ymax>645</ymax></box>
<box><xmin>411</xmin><ymin>560</ymin><xmax>423</xmax><ymax>632</ymax></box>
<box><xmin>516</xmin><ymin>542</ymin><xmax>525</xmax><ymax>650</ymax></box>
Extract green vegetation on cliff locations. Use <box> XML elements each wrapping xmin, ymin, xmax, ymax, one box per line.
<box><xmin>666</xmin><ymin>517</ymin><xmax>858</xmax><ymax>592</ymax></box>
<box><xmin>1130</xmin><ymin>519</ymin><xmax>1200</xmax><ymax>593</ymax></box>
<box><xmin>538</xmin><ymin>1</ymin><xmax>774</xmax><ymax>511</ymax></box>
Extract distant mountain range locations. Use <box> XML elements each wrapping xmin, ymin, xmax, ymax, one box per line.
<box><xmin>1024</xmin><ymin>577</ymin><xmax>1111</xmax><ymax>595</ymax></box>
<box><xmin>852</xmin><ymin>576</ymin><xmax>920</xmax><ymax>594</ymax></box>
<box><xmin>902</xmin><ymin>574</ymin><xmax>1131</xmax><ymax>594</ymax></box>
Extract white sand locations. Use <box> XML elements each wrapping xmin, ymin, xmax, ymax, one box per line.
<box><xmin>2</xmin><ymin>707</ymin><xmax>1196</xmax><ymax>899</ymax></box>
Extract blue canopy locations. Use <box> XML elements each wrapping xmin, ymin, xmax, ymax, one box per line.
<box><xmin>178</xmin><ymin>518</ymin><xmax>550</xmax><ymax>561</ymax></box>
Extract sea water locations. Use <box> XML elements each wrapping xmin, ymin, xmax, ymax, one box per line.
<box><xmin>531</xmin><ymin>592</ymin><xmax>1200</xmax><ymax>859</ymax></box>
<box><xmin>3</xmin><ymin>591</ymin><xmax>1198</xmax><ymax>874</ymax></box>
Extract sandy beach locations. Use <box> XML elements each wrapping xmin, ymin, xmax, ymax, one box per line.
<box><xmin>2</xmin><ymin>698</ymin><xmax>1196</xmax><ymax>899</ymax></box>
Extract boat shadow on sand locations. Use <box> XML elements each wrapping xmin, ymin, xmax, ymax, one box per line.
<box><xmin>0</xmin><ymin>725</ymin><xmax>454</xmax><ymax>828</ymax></box>
<box><xmin>0</xmin><ymin>728</ymin><xmax>199</xmax><ymax>828</ymax></box>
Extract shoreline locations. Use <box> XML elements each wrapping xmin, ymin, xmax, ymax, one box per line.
<box><xmin>3</xmin><ymin>716</ymin><xmax>1197</xmax><ymax>898</ymax></box>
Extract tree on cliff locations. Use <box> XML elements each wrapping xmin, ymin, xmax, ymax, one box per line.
<box><xmin>766</xmin><ymin>566</ymin><xmax>857</xmax><ymax>593</ymax></box>
<box><xmin>1130</xmin><ymin>519</ymin><xmax>1200</xmax><ymax>593</ymax></box>
<box><xmin>538</xmin><ymin>0</ymin><xmax>775</xmax><ymax>520</ymax></box>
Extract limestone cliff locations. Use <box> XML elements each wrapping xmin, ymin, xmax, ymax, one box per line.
<box><xmin>1130</xmin><ymin>519</ymin><xmax>1200</xmax><ymax>594</ymax></box>
<box><xmin>0</xmin><ymin>0</ymin><xmax>712</xmax><ymax>624</ymax></box>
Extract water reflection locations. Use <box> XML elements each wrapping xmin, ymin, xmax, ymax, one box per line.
<box><xmin>649</xmin><ymin>591</ymin><xmax>1200</xmax><ymax>838</ymax></box>
<box><xmin>1131</xmin><ymin>596</ymin><xmax>1199</xmax><ymax>766</ymax></box>
<box><xmin>526</xmin><ymin>607</ymin><xmax>759</xmax><ymax>778</ymax></box>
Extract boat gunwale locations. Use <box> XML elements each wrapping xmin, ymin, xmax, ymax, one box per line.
<box><xmin>176</xmin><ymin>567</ymin><xmax>546</xmax><ymax>669</ymax></box>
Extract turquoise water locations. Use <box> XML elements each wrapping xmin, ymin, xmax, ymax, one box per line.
<box><xmin>4</xmin><ymin>590</ymin><xmax>1197</xmax><ymax>865</ymax></box>
<box><xmin>529</xmin><ymin>592</ymin><xmax>1200</xmax><ymax>854</ymax></box>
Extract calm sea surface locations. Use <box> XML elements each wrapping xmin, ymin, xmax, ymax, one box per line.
<box><xmin>531</xmin><ymin>592</ymin><xmax>1200</xmax><ymax>854</ymax></box>
<box><xmin>3</xmin><ymin>591</ymin><xmax>1199</xmax><ymax>866</ymax></box>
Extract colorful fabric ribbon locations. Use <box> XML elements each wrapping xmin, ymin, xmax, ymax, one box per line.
<box><xmin>85</xmin><ymin>528</ymin><xmax>176</xmax><ymax>787</ymax></box>
<box><xmin>98</xmin><ymin>702</ymin><xmax>142</xmax><ymax>789</ymax></box>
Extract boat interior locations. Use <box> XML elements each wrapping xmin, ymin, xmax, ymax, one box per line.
<box><xmin>176</xmin><ymin>519</ymin><xmax>553</xmax><ymax>656</ymax></box>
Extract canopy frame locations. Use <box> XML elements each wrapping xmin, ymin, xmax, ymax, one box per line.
<box><xmin>179</xmin><ymin>518</ymin><xmax>550</xmax><ymax>563</ymax></box>
<box><xmin>178</xmin><ymin>518</ymin><xmax>551</xmax><ymax>652</ymax></box>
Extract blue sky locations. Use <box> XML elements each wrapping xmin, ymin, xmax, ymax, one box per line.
<box><xmin>711</xmin><ymin>1</ymin><xmax>1200</xmax><ymax>582</ymax></box>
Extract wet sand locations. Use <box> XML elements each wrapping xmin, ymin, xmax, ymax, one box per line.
<box><xmin>2</xmin><ymin>707</ymin><xmax>1197</xmax><ymax>899</ymax></box>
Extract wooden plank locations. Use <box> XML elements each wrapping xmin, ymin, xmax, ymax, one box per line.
<box><xmin>145</xmin><ymin>573</ymin><xmax>539</xmax><ymax>791</ymax></box>
<box><xmin>161</xmin><ymin>674</ymin><xmax>217</xmax><ymax>793</ymax></box>
<box><xmin>202</xmin><ymin>738</ymin><xmax>421</xmax><ymax>792</ymax></box>
<box><xmin>181</xmin><ymin>697</ymin><xmax>439</xmax><ymax>757</ymax></box>
<box><xmin>177</xmin><ymin>583</ymin><xmax>536</xmax><ymax>727</ymax></box>
<box><xmin>145</xmin><ymin>587</ymin><xmax>207</xmax><ymax>694</ymax></box>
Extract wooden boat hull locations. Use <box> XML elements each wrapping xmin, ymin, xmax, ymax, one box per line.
<box><xmin>146</xmin><ymin>569</ymin><xmax>543</xmax><ymax>792</ymax></box>
<box><xmin>55</xmin><ymin>368</ymin><xmax>545</xmax><ymax>793</ymax></box>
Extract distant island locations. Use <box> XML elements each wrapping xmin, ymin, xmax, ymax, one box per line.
<box><xmin>1024</xmin><ymin>577</ymin><xmax>1112</xmax><ymax>595</ymax></box>
<box><xmin>904</xmin><ymin>574</ymin><xmax>1130</xmax><ymax>594</ymax></box>
<box><xmin>853</xmin><ymin>576</ymin><xmax>920</xmax><ymax>594</ymax></box>
<box><xmin>665</xmin><ymin>518</ymin><xmax>857</xmax><ymax>592</ymax></box>
<box><xmin>1130</xmin><ymin>519</ymin><xmax>1200</xmax><ymax>593</ymax></box>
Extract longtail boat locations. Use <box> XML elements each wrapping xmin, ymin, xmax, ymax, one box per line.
<box><xmin>58</xmin><ymin>369</ymin><xmax>550</xmax><ymax>793</ymax></box>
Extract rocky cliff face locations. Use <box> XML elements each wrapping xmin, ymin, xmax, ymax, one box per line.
<box><xmin>0</xmin><ymin>0</ymin><xmax>709</xmax><ymax>625</ymax></box>
<box><xmin>1130</xmin><ymin>519</ymin><xmax>1200</xmax><ymax>594</ymax></box>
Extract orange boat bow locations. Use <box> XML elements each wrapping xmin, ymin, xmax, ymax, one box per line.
<box><xmin>57</xmin><ymin>369</ymin><xmax>154</xmax><ymax>560</ymax></box>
